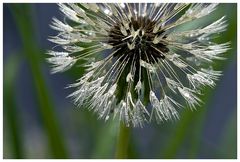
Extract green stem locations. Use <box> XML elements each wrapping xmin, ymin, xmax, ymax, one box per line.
<box><xmin>115</xmin><ymin>122</ymin><xmax>130</xmax><ymax>159</ymax></box>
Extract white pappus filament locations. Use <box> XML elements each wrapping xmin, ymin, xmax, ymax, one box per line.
<box><xmin>48</xmin><ymin>3</ymin><xmax>230</xmax><ymax>127</ymax></box>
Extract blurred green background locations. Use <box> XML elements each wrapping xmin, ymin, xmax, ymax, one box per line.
<box><xmin>3</xmin><ymin>3</ymin><xmax>237</xmax><ymax>159</ymax></box>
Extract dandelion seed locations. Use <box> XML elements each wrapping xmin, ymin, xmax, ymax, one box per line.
<box><xmin>48</xmin><ymin>3</ymin><xmax>230</xmax><ymax>127</ymax></box>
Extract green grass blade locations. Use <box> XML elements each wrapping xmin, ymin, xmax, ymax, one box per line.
<box><xmin>91</xmin><ymin>121</ymin><xmax>119</xmax><ymax>158</ymax></box>
<box><xmin>3</xmin><ymin>54</ymin><xmax>24</xmax><ymax>158</ymax></box>
<box><xmin>9</xmin><ymin>4</ymin><xmax>68</xmax><ymax>158</ymax></box>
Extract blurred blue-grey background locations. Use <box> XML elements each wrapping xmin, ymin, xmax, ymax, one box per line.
<box><xmin>3</xmin><ymin>3</ymin><xmax>237</xmax><ymax>159</ymax></box>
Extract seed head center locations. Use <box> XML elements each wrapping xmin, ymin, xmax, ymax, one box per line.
<box><xmin>108</xmin><ymin>16</ymin><xmax>169</xmax><ymax>63</ymax></box>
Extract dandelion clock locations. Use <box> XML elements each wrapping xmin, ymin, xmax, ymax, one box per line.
<box><xmin>48</xmin><ymin>3</ymin><xmax>230</xmax><ymax>127</ymax></box>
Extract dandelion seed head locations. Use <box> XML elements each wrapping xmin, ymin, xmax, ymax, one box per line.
<box><xmin>48</xmin><ymin>3</ymin><xmax>230</xmax><ymax>127</ymax></box>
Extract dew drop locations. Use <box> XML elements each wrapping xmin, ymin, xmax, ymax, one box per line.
<box><xmin>120</xmin><ymin>3</ymin><xmax>125</xmax><ymax>8</ymax></box>
<box><xmin>104</xmin><ymin>8</ymin><xmax>111</xmax><ymax>15</ymax></box>
<box><xmin>105</xmin><ymin>115</ymin><xmax>109</xmax><ymax>121</ymax></box>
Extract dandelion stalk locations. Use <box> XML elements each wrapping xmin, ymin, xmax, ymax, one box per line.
<box><xmin>115</xmin><ymin>122</ymin><xmax>131</xmax><ymax>159</ymax></box>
